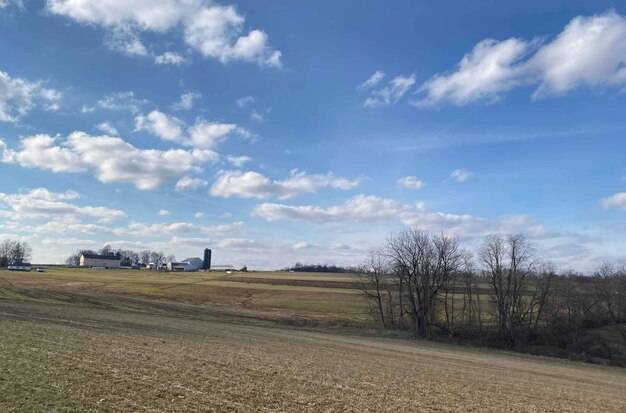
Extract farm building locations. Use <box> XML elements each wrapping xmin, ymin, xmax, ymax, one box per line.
<box><xmin>80</xmin><ymin>254</ymin><xmax>121</xmax><ymax>268</ymax></box>
<box><xmin>8</xmin><ymin>262</ymin><xmax>31</xmax><ymax>272</ymax></box>
<box><xmin>167</xmin><ymin>261</ymin><xmax>198</xmax><ymax>272</ymax></box>
<box><xmin>182</xmin><ymin>257</ymin><xmax>203</xmax><ymax>269</ymax></box>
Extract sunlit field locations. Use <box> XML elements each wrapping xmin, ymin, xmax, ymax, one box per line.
<box><xmin>1</xmin><ymin>267</ymin><xmax>625</xmax><ymax>412</ymax></box>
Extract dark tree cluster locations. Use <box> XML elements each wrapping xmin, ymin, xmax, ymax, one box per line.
<box><xmin>0</xmin><ymin>239</ymin><xmax>32</xmax><ymax>267</ymax></box>
<box><xmin>282</xmin><ymin>263</ymin><xmax>350</xmax><ymax>273</ymax></box>
<box><xmin>356</xmin><ymin>227</ymin><xmax>626</xmax><ymax>366</ymax></box>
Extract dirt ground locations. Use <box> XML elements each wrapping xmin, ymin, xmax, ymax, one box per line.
<box><xmin>1</xmin><ymin>269</ymin><xmax>625</xmax><ymax>411</ymax></box>
<box><xmin>1</xmin><ymin>296</ymin><xmax>625</xmax><ymax>412</ymax></box>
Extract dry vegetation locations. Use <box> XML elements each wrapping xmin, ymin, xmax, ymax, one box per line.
<box><xmin>1</xmin><ymin>267</ymin><xmax>625</xmax><ymax>412</ymax></box>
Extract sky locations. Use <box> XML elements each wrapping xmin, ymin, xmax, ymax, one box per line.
<box><xmin>0</xmin><ymin>0</ymin><xmax>625</xmax><ymax>270</ymax></box>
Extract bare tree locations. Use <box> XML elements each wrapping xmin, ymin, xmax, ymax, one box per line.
<box><xmin>386</xmin><ymin>228</ymin><xmax>464</xmax><ymax>338</ymax></box>
<box><xmin>356</xmin><ymin>249</ymin><xmax>392</xmax><ymax>326</ymax></box>
<box><xmin>479</xmin><ymin>233</ymin><xmax>535</xmax><ymax>342</ymax></box>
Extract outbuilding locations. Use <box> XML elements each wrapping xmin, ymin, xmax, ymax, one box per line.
<box><xmin>8</xmin><ymin>262</ymin><xmax>31</xmax><ymax>272</ymax></box>
<box><xmin>80</xmin><ymin>254</ymin><xmax>121</xmax><ymax>268</ymax></box>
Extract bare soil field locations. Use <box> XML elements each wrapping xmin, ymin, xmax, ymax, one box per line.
<box><xmin>1</xmin><ymin>268</ymin><xmax>625</xmax><ymax>412</ymax></box>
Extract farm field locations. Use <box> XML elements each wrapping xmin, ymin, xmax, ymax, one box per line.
<box><xmin>0</xmin><ymin>268</ymin><xmax>625</xmax><ymax>412</ymax></box>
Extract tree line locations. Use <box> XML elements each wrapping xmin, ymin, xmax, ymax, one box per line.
<box><xmin>65</xmin><ymin>245</ymin><xmax>176</xmax><ymax>268</ymax></box>
<box><xmin>282</xmin><ymin>263</ymin><xmax>351</xmax><ymax>273</ymax></box>
<box><xmin>356</xmin><ymin>227</ymin><xmax>626</xmax><ymax>365</ymax></box>
<box><xmin>0</xmin><ymin>239</ymin><xmax>32</xmax><ymax>266</ymax></box>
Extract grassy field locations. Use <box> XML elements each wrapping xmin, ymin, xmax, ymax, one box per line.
<box><xmin>1</xmin><ymin>267</ymin><xmax>625</xmax><ymax>411</ymax></box>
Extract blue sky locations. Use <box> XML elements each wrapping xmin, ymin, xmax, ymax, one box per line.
<box><xmin>0</xmin><ymin>0</ymin><xmax>625</xmax><ymax>270</ymax></box>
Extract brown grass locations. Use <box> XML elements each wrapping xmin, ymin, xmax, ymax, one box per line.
<box><xmin>1</xmin><ymin>268</ymin><xmax>625</xmax><ymax>411</ymax></box>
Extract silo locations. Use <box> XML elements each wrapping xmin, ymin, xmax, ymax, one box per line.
<box><xmin>203</xmin><ymin>248</ymin><xmax>212</xmax><ymax>270</ymax></box>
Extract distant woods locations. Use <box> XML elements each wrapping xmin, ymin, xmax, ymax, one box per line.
<box><xmin>282</xmin><ymin>263</ymin><xmax>351</xmax><ymax>273</ymax></box>
<box><xmin>0</xmin><ymin>239</ymin><xmax>32</xmax><ymax>266</ymax></box>
<box><xmin>356</xmin><ymin>227</ymin><xmax>626</xmax><ymax>365</ymax></box>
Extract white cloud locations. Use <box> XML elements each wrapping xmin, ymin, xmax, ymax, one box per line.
<box><xmin>96</xmin><ymin>122</ymin><xmax>119</xmax><ymax>136</ymax></box>
<box><xmin>97</xmin><ymin>91</ymin><xmax>148</xmax><ymax>113</ymax></box>
<box><xmin>451</xmin><ymin>169</ymin><xmax>472</xmax><ymax>183</ymax></box>
<box><xmin>158</xmin><ymin>209</ymin><xmax>170</xmax><ymax>216</ymax></box>
<box><xmin>1</xmin><ymin>132</ymin><xmax>218</xmax><ymax>190</ymax></box>
<box><xmin>105</xmin><ymin>26</ymin><xmax>149</xmax><ymax>56</ymax></box>
<box><xmin>0</xmin><ymin>1</ymin><xmax>24</xmax><ymax>9</ymax></box>
<box><xmin>175</xmin><ymin>176</ymin><xmax>208</xmax><ymax>191</ymax></box>
<box><xmin>194</xmin><ymin>211</ymin><xmax>204</xmax><ymax>219</ymax></box>
<box><xmin>250</xmin><ymin>109</ymin><xmax>264</xmax><ymax>122</ymax></box>
<box><xmin>135</xmin><ymin>109</ymin><xmax>248</xmax><ymax>150</ymax></box>
<box><xmin>0</xmin><ymin>188</ymin><xmax>126</xmax><ymax>223</ymax></box>
<box><xmin>253</xmin><ymin>194</ymin><xmax>561</xmax><ymax>241</ymax></box>
<box><xmin>236</xmin><ymin>96</ymin><xmax>255</xmax><ymax>107</ymax></box>
<box><xmin>397</xmin><ymin>176</ymin><xmax>425</xmax><ymax>190</ymax></box>
<box><xmin>601</xmin><ymin>192</ymin><xmax>626</xmax><ymax>210</ymax></box>
<box><xmin>135</xmin><ymin>110</ymin><xmax>184</xmax><ymax>141</ymax></box>
<box><xmin>415</xmin><ymin>10</ymin><xmax>626</xmax><ymax>106</ymax></box>
<box><xmin>363</xmin><ymin>74</ymin><xmax>416</xmax><ymax>107</ymax></box>
<box><xmin>47</xmin><ymin>1</ymin><xmax>282</xmax><ymax>67</ymax></box>
<box><xmin>155</xmin><ymin>51</ymin><xmax>186</xmax><ymax>65</ymax></box>
<box><xmin>254</xmin><ymin>194</ymin><xmax>418</xmax><ymax>224</ymax></box>
<box><xmin>415</xmin><ymin>38</ymin><xmax>531</xmax><ymax>107</ymax></box>
<box><xmin>81</xmin><ymin>105</ymin><xmax>95</xmax><ymax>113</ymax></box>
<box><xmin>124</xmin><ymin>220</ymin><xmax>244</xmax><ymax>238</ymax></box>
<box><xmin>210</xmin><ymin>169</ymin><xmax>363</xmax><ymax>200</ymax></box>
<box><xmin>0</xmin><ymin>70</ymin><xmax>63</xmax><ymax>122</ymax></box>
<box><xmin>186</xmin><ymin>120</ymin><xmax>248</xmax><ymax>149</ymax></box>
<box><xmin>527</xmin><ymin>11</ymin><xmax>626</xmax><ymax>98</ymax></box>
<box><xmin>1</xmin><ymin>134</ymin><xmax>86</xmax><ymax>173</ymax></box>
<box><xmin>225</xmin><ymin>155</ymin><xmax>251</xmax><ymax>167</ymax></box>
<box><xmin>358</xmin><ymin>70</ymin><xmax>385</xmax><ymax>89</ymax></box>
<box><xmin>172</xmin><ymin>92</ymin><xmax>201</xmax><ymax>110</ymax></box>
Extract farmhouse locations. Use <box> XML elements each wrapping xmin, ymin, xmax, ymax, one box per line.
<box><xmin>8</xmin><ymin>262</ymin><xmax>31</xmax><ymax>272</ymax></box>
<box><xmin>80</xmin><ymin>254</ymin><xmax>121</xmax><ymax>268</ymax></box>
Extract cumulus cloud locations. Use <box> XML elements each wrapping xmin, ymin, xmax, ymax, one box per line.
<box><xmin>451</xmin><ymin>169</ymin><xmax>472</xmax><ymax>182</ymax></box>
<box><xmin>0</xmin><ymin>188</ymin><xmax>126</xmax><ymax>223</ymax></box>
<box><xmin>135</xmin><ymin>110</ymin><xmax>184</xmax><ymax>141</ymax></box>
<box><xmin>47</xmin><ymin>0</ymin><xmax>282</xmax><ymax>67</ymax></box>
<box><xmin>225</xmin><ymin>155</ymin><xmax>251</xmax><ymax>167</ymax></box>
<box><xmin>415</xmin><ymin>10</ymin><xmax>626</xmax><ymax>106</ymax></box>
<box><xmin>175</xmin><ymin>176</ymin><xmax>208</xmax><ymax>191</ymax></box>
<box><xmin>363</xmin><ymin>74</ymin><xmax>416</xmax><ymax>107</ymax></box>
<box><xmin>253</xmin><ymin>194</ymin><xmax>560</xmax><ymax>240</ymax></box>
<box><xmin>0</xmin><ymin>70</ymin><xmax>62</xmax><ymax>122</ymax></box>
<box><xmin>601</xmin><ymin>192</ymin><xmax>626</xmax><ymax>210</ymax></box>
<box><xmin>134</xmin><ymin>109</ymin><xmax>248</xmax><ymax>150</ymax></box>
<box><xmin>398</xmin><ymin>176</ymin><xmax>426</xmax><ymax>190</ymax></box>
<box><xmin>172</xmin><ymin>92</ymin><xmax>201</xmax><ymax>110</ymax></box>
<box><xmin>155</xmin><ymin>51</ymin><xmax>186</xmax><ymax>65</ymax></box>
<box><xmin>105</xmin><ymin>26</ymin><xmax>149</xmax><ymax>56</ymax></box>
<box><xmin>358</xmin><ymin>71</ymin><xmax>385</xmax><ymax>89</ymax></box>
<box><xmin>1</xmin><ymin>132</ymin><xmax>218</xmax><ymax>190</ymax></box>
<box><xmin>95</xmin><ymin>122</ymin><xmax>119</xmax><ymax>136</ymax></box>
<box><xmin>158</xmin><ymin>209</ymin><xmax>170</xmax><ymax>216</ymax></box>
<box><xmin>210</xmin><ymin>169</ymin><xmax>363</xmax><ymax>200</ymax></box>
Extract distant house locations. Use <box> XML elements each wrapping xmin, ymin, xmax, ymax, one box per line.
<box><xmin>8</xmin><ymin>262</ymin><xmax>31</xmax><ymax>272</ymax></box>
<box><xmin>80</xmin><ymin>254</ymin><xmax>121</xmax><ymax>269</ymax></box>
